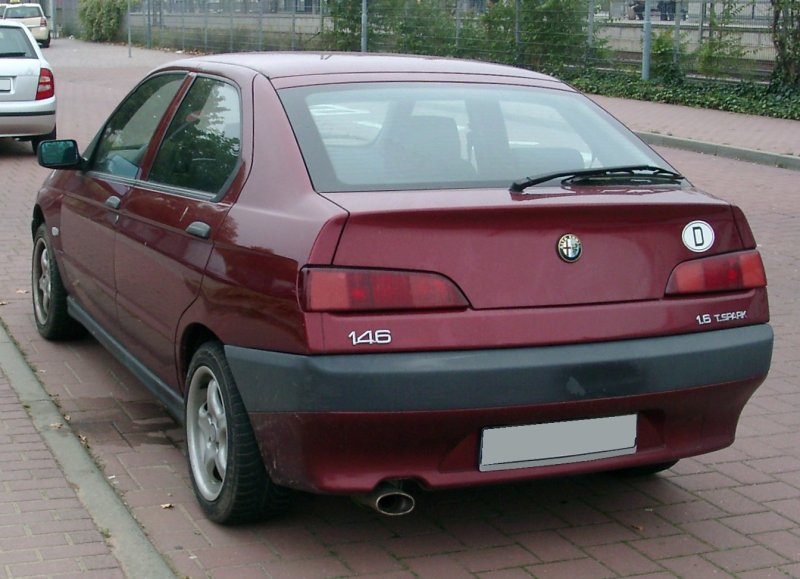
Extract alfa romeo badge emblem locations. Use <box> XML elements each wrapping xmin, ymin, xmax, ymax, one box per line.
<box><xmin>557</xmin><ymin>234</ymin><xmax>582</xmax><ymax>263</ymax></box>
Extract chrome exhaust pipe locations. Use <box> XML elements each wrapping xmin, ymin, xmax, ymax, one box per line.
<box><xmin>353</xmin><ymin>481</ymin><xmax>416</xmax><ymax>516</ymax></box>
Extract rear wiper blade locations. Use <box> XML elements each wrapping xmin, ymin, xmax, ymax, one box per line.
<box><xmin>0</xmin><ymin>52</ymin><xmax>29</xmax><ymax>58</ymax></box>
<box><xmin>510</xmin><ymin>165</ymin><xmax>684</xmax><ymax>192</ymax></box>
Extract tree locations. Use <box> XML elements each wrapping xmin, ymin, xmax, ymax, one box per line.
<box><xmin>771</xmin><ymin>0</ymin><xmax>800</xmax><ymax>88</ymax></box>
<box><xmin>78</xmin><ymin>0</ymin><xmax>127</xmax><ymax>42</ymax></box>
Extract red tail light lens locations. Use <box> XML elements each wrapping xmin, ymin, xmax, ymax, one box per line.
<box><xmin>36</xmin><ymin>68</ymin><xmax>54</xmax><ymax>100</ymax></box>
<box><xmin>301</xmin><ymin>268</ymin><xmax>469</xmax><ymax>312</ymax></box>
<box><xmin>40</xmin><ymin>17</ymin><xmax>47</xmax><ymax>27</ymax></box>
<box><xmin>666</xmin><ymin>250</ymin><xmax>767</xmax><ymax>295</ymax></box>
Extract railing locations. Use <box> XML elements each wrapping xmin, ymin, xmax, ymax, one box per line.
<box><xmin>59</xmin><ymin>0</ymin><xmax>779</xmax><ymax>81</ymax></box>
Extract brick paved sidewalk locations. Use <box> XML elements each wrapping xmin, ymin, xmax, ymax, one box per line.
<box><xmin>593</xmin><ymin>95</ymin><xmax>800</xmax><ymax>159</ymax></box>
<box><xmin>0</xmin><ymin>363</ymin><xmax>124</xmax><ymax>578</ymax></box>
<box><xmin>1</xmin><ymin>39</ymin><xmax>799</xmax><ymax>579</ymax></box>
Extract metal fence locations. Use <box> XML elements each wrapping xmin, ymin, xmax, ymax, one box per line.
<box><xmin>54</xmin><ymin>0</ymin><xmax>778</xmax><ymax>81</ymax></box>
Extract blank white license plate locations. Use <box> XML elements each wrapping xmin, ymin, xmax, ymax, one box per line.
<box><xmin>0</xmin><ymin>79</ymin><xmax>11</xmax><ymax>92</ymax></box>
<box><xmin>480</xmin><ymin>414</ymin><xmax>637</xmax><ymax>472</ymax></box>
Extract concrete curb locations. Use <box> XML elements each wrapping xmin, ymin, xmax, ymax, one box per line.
<box><xmin>0</xmin><ymin>323</ymin><xmax>176</xmax><ymax>579</ymax></box>
<box><xmin>638</xmin><ymin>131</ymin><xmax>800</xmax><ymax>171</ymax></box>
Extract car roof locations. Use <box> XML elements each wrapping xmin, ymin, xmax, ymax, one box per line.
<box><xmin>158</xmin><ymin>52</ymin><xmax>565</xmax><ymax>86</ymax></box>
<box><xmin>0</xmin><ymin>18</ymin><xmax>30</xmax><ymax>28</ymax></box>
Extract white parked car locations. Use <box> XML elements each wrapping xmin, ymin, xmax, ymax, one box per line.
<box><xmin>0</xmin><ymin>19</ymin><xmax>55</xmax><ymax>152</ymax></box>
<box><xmin>2</xmin><ymin>2</ymin><xmax>50</xmax><ymax>47</ymax></box>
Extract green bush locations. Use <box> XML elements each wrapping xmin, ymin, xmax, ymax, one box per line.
<box><xmin>650</xmin><ymin>30</ymin><xmax>687</xmax><ymax>84</ymax></box>
<box><xmin>79</xmin><ymin>0</ymin><xmax>127</xmax><ymax>42</ymax></box>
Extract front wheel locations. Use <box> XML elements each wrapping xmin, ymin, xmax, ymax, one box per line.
<box><xmin>32</xmin><ymin>223</ymin><xmax>84</xmax><ymax>340</ymax></box>
<box><xmin>185</xmin><ymin>342</ymin><xmax>290</xmax><ymax>524</ymax></box>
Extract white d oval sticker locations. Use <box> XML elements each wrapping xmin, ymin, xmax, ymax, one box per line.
<box><xmin>682</xmin><ymin>221</ymin><xmax>715</xmax><ymax>253</ymax></box>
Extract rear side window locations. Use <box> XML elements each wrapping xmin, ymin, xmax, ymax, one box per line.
<box><xmin>149</xmin><ymin>77</ymin><xmax>241</xmax><ymax>195</ymax></box>
<box><xmin>0</xmin><ymin>26</ymin><xmax>35</xmax><ymax>57</ymax></box>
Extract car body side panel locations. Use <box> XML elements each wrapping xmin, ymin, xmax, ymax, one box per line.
<box><xmin>114</xmin><ymin>69</ymin><xmax>256</xmax><ymax>391</ymax></box>
<box><xmin>181</xmin><ymin>73</ymin><xmax>347</xmax><ymax>358</ymax></box>
<box><xmin>114</xmin><ymin>187</ymin><xmax>232</xmax><ymax>388</ymax></box>
<box><xmin>55</xmin><ymin>173</ymin><xmax>125</xmax><ymax>336</ymax></box>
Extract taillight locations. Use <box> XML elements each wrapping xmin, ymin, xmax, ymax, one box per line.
<box><xmin>40</xmin><ymin>17</ymin><xmax>47</xmax><ymax>27</ymax></box>
<box><xmin>36</xmin><ymin>68</ymin><xmax>54</xmax><ymax>101</ymax></box>
<box><xmin>301</xmin><ymin>268</ymin><xmax>469</xmax><ymax>312</ymax></box>
<box><xmin>666</xmin><ymin>250</ymin><xmax>767</xmax><ymax>295</ymax></box>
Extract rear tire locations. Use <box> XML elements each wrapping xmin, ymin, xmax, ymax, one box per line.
<box><xmin>185</xmin><ymin>342</ymin><xmax>290</xmax><ymax>524</ymax></box>
<box><xmin>31</xmin><ymin>223</ymin><xmax>84</xmax><ymax>340</ymax></box>
<box><xmin>31</xmin><ymin>126</ymin><xmax>56</xmax><ymax>154</ymax></box>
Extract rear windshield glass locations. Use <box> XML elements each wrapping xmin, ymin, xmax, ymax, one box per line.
<box><xmin>279</xmin><ymin>83</ymin><xmax>664</xmax><ymax>193</ymax></box>
<box><xmin>0</xmin><ymin>25</ymin><xmax>35</xmax><ymax>57</ymax></box>
<box><xmin>4</xmin><ymin>5</ymin><xmax>43</xmax><ymax>18</ymax></box>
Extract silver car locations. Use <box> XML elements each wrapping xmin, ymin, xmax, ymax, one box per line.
<box><xmin>0</xmin><ymin>19</ymin><xmax>55</xmax><ymax>152</ymax></box>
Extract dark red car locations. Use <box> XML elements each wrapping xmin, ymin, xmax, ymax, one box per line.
<box><xmin>32</xmin><ymin>53</ymin><xmax>772</xmax><ymax>524</ymax></box>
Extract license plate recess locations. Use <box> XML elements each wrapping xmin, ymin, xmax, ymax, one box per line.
<box><xmin>480</xmin><ymin>414</ymin><xmax>637</xmax><ymax>472</ymax></box>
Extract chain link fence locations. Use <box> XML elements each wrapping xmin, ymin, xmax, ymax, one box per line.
<box><xmin>55</xmin><ymin>0</ymin><xmax>777</xmax><ymax>81</ymax></box>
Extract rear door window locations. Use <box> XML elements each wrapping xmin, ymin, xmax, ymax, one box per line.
<box><xmin>148</xmin><ymin>76</ymin><xmax>241</xmax><ymax>195</ymax></box>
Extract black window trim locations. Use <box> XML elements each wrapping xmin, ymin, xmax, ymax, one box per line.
<box><xmin>84</xmin><ymin>70</ymin><xmax>244</xmax><ymax>204</ymax></box>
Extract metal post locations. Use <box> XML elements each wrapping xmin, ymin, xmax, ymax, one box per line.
<box><xmin>229</xmin><ymin>0</ymin><xmax>234</xmax><ymax>51</ymax></box>
<box><xmin>456</xmin><ymin>0</ymin><xmax>461</xmax><ymax>49</ymax></box>
<box><xmin>673</xmin><ymin>0</ymin><xmax>681</xmax><ymax>63</ymax></box>
<box><xmin>642</xmin><ymin>0</ymin><xmax>652</xmax><ymax>79</ymax></box>
<box><xmin>127</xmin><ymin>0</ymin><xmax>132</xmax><ymax>57</ymax></box>
<box><xmin>146</xmin><ymin>0</ymin><xmax>152</xmax><ymax>48</ymax></box>
<box><xmin>698</xmin><ymin>0</ymin><xmax>706</xmax><ymax>44</ymax></box>
<box><xmin>360</xmin><ymin>0</ymin><xmax>367</xmax><ymax>52</ymax></box>
<box><xmin>203</xmin><ymin>0</ymin><xmax>209</xmax><ymax>51</ymax></box>
<box><xmin>258</xmin><ymin>0</ymin><xmax>264</xmax><ymax>50</ymax></box>
<box><xmin>514</xmin><ymin>0</ymin><xmax>520</xmax><ymax>64</ymax></box>
<box><xmin>587</xmin><ymin>0</ymin><xmax>595</xmax><ymax>48</ymax></box>
<box><xmin>47</xmin><ymin>0</ymin><xmax>55</xmax><ymax>38</ymax></box>
<box><xmin>181</xmin><ymin>0</ymin><xmax>185</xmax><ymax>52</ymax></box>
<box><xmin>319</xmin><ymin>0</ymin><xmax>325</xmax><ymax>43</ymax></box>
<box><xmin>292</xmin><ymin>0</ymin><xmax>297</xmax><ymax>50</ymax></box>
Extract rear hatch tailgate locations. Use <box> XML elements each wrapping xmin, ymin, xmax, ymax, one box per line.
<box><xmin>0</xmin><ymin>60</ymin><xmax>40</xmax><ymax>102</ymax></box>
<box><xmin>322</xmin><ymin>187</ymin><xmax>744</xmax><ymax>310</ymax></box>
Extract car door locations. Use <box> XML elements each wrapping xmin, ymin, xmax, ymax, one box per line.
<box><xmin>113</xmin><ymin>75</ymin><xmax>246</xmax><ymax>387</ymax></box>
<box><xmin>57</xmin><ymin>72</ymin><xmax>186</xmax><ymax>336</ymax></box>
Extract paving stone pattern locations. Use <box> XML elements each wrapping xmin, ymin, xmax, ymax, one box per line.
<box><xmin>0</xmin><ymin>39</ymin><xmax>799</xmax><ymax>578</ymax></box>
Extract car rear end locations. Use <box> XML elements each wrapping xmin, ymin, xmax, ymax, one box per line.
<box><xmin>224</xmin><ymin>60</ymin><xmax>772</xmax><ymax>496</ymax></box>
<box><xmin>3</xmin><ymin>3</ymin><xmax>49</xmax><ymax>45</ymax></box>
<box><xmin>0</xmin><ymin>21</ymin><xmax>55</xmax><ymax>144</ymax></box>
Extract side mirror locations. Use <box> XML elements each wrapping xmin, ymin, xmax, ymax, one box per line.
<box><xmin>37</xmin><ymin>139</ymin><xmax>83</xmax><ymax>170</ymax></box>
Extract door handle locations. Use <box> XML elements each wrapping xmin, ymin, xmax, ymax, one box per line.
<box><xmin>186</xmin><ymin>221</ymin><xmax>211</xmax><ymax>239</ymax></box>
<box><xmin>105</xmin><ymin>196</ymin><xmax>121</xmax><ymax>209</ymax></box>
